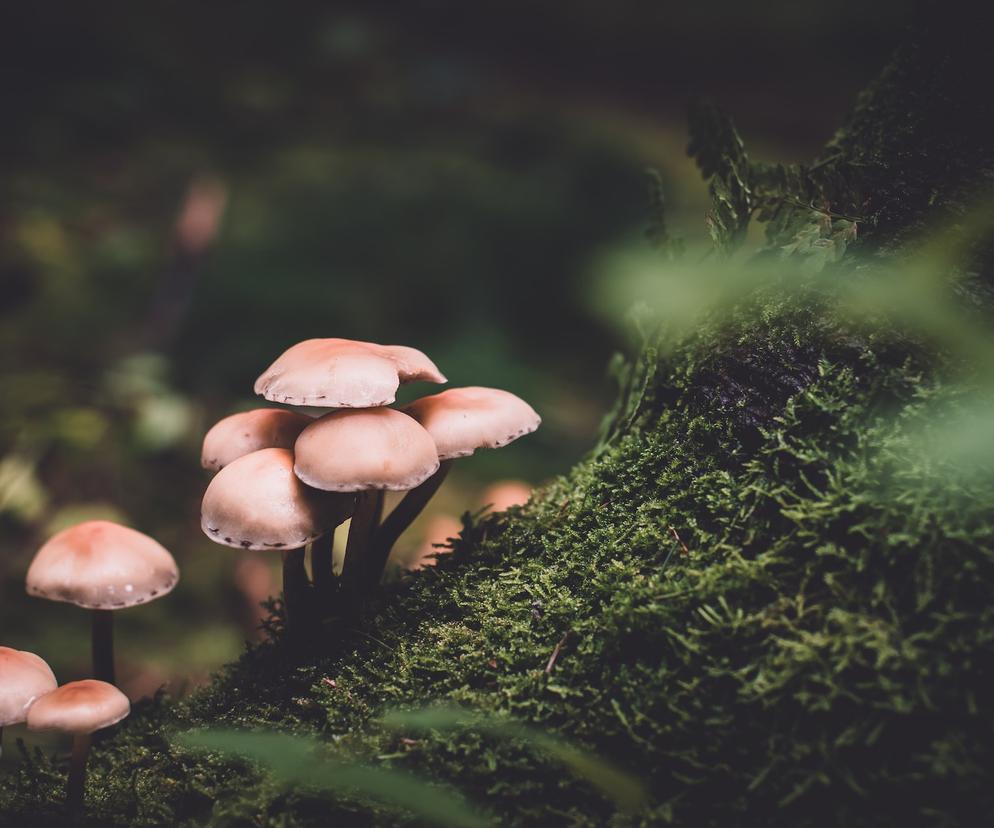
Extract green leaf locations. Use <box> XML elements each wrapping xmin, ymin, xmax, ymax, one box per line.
<box><xmin>175</xmin><ymin>729</ymin><xmax>491</xmax><ymax>828</ymax></box>
<box><xmin>381</xmin><ymin>706</ymin><xmax>648</xmax><ymax>813</ymax></box>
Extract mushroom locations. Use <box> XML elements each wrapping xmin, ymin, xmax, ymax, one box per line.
<box><xmin>26</xmin><ymin>521</ymin><xmax>179</xmax><ymax>685</ymax></box>
<box><xmin>26</xmin><ymin>679</ymin><xmax>129</xmax><ymax>810</ymax></box>
<box><xmin>254</xmin><ymin>338</ymin><xmax>446</xmax><ymax>408</ymax></box>
<box><xmin>364</xmin><ymin>387</ymin><xmax>540</xmax><ymax>588</ymax></box>
<box><xmin>201</xmin><ymin>408</ymin><xmax>312</xmax><ymax>471</ymax></box>
<box><xmin>404</xmin><ymin>387</ymin><xmax>542</xmax><ymax>460</ymax></box>
<box><xmin>200</xmin><ymin>447</ymin><xmax>354</xmax><ymax>628</ymax></box>
<box><xmin>0</xmin><ymin>647</ymin><xmax>57</xmax><ymax>758</ymax></box>
<box><xmin>292</xmin><ymin>407</ymin><xmax>440</xmax><ymax>592</ymax></box>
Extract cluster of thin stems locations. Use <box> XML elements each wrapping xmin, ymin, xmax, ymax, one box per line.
<box><xmin>281</xmin><ymin>460</ymin><xmax>452</xmax><ymax>631</ymax></box>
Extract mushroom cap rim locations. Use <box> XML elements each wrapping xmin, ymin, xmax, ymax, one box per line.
<box><xmin>25</xmin><ymin>573</ymin><xmax>179</xmax><ymax>610</ymax></box>
<box><xmin>292</xmin><ymin>458</ymin><xmax>441</xmax><ymax>493</ymax></box>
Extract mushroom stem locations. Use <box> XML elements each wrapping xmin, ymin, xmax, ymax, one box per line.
<box><xmin>310</xmin><ymin>529</ymin><xmax>335</xmax><ymax>599</ymax></box>
<box><xmin>67</xmin><ymin>732</ymin><xmax>91</xmax><ymax>810</ymax></box>
<box><xmin>91</xmin><ymin>609</ymin><xmax>115</xmax><ymax>685</ymax></box>
<box><xmin>340</xmin><ymin>490</ymin><xmax>385</xmax><ymax>594</ymax></box>
<box><xmin>364</xmin><ymin>460</ymin><xmax>453</xmax><ymax>590</ymax></box>
<box><xmin>281</xmin><ymin>547</ymin><xmax>310</xmax><ymax>633</ymax></box>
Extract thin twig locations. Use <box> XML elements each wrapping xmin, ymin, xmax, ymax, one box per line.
<box><xmin>545</xmin><ymin>632</ymin><xmax>573</xmax><ymax>674</ymax></box>
<box><xmin>344</xmin><ymin>627</ymin><xmax>395</xmax><ymax>654</ymax></box>
<box><xmin>777</xmin><ymin>196</ymin><xmax>864</xmax><ymax>223</ymax></box>
<box><xmin>668</xmin><ymin>525</ymin><xmax>690</xmax><ymax>556</ymax></box>
<box><xmin>806</xmin><ymin>152</ymin><xmax>843</xmax><ymax>174</ymax></box>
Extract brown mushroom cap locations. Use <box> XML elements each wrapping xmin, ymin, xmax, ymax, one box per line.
<box><xmin>201</xmin><ymin>408</ymin><xmax>312</xmax><ymax>471</ymax></box>
<box><xmin>403</xmin><ymin>387</ymin><xmax>541</xmax><ymax>460</ymax></box>
<box><xmin>253</xmin><ymin>338</ymin><xmax>446</xmax><ymax>408</ymax></box>
<box><xmin>26</xmin><ymin>679</ymin><xmax>129</xmax><ymax>734</ymax></box>
<box><xmin>26</xmin><ymin>521</ymin><xmax>179</xmax><ymax>610</ymax></box>
<box><xmin>293</xmin><ymin>407</ymin><xmax>440</xmax><ymax>492</ymax></box>
<box><xmin>0</xmin><ymin>647</ymin><xmax>57</xmax><ymax>727</ymax></box>
<box><xmin>201</xmin><ymin>447</ymin><xmax>354</xmax><ymax>551</ymax></box>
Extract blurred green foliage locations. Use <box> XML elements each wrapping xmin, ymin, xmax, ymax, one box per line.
<box><xmin>0</xmin><ymin>0</ymin><xmax>905</xmax><ymax>705</ymax></box>
<box><xmin>381</xmin><ymin>705</ymin><xmax>648</xmax><ymax>811</ymax></box>
<box><xmin>3</xmin><ymin>6</ymin><xmax>993</xmax><ymax>825</ymax></box>
<box><xmin>177</xmin><ymin>728</ymin><xmax>491</xmax><ymax>827</ymax></box>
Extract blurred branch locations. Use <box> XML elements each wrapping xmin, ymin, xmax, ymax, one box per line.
<box><xmin>141</xmin><ymin>175</ymin><xmax>228</xmax><ymax>350</ymax></box>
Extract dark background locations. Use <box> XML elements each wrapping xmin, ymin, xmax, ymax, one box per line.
<box><xmin>0</xmin><ymin>0</ymin><xmax>911</xmax><ymax>720</ymax></box>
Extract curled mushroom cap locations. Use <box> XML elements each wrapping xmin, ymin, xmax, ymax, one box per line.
<box><xmin>201</xmin><ymin>408</ymin><xmax>312</xmax><ymax>471</ymax></box>
<box><xmin>26</xmin><ymin>521</ymin><xmax>179</xmax><ymax>610</ymax></box>
<box><xmin>294</xmin><ymin>408</ymin><xmax>440</xmax><ymax>492</ymax></box>
<box><xmin>254</xmin><ymin>338</ymin><xmax>446</xmax><ymax>408</ymax></box>
<box><xmin>0</xmin><ymin>647</ymin><xmax>57</xmax><ymax>727</ymax></box>
<box><xmin>201</xmin><ymin>448</ymin><xmax>354</xmax><ymax>551</ymax></box>
<box><xmin>403</xmin><ymin>387</ymin><xmax>541</xmax><ymax>460</ymax></box>
<box><xmin>26</xmin><ymin>680</ymin><xmax>129</xmax><ymax>734</ymax></box>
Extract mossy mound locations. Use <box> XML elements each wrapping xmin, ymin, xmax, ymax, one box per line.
<box><xmin>4</xmin><ymin>306</ymin><xmax>993</xmax><ymax>828</ymax></box>
<box><xmin>3</xmin><ymin>15</ymin><xmax>993</xmax><ymax>828</ymax></box>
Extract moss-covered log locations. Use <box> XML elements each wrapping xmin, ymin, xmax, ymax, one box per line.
<box><xmin>3</xmin><ymin>12</ymin><xmax>994</xmax><ymax>827</ymax></box>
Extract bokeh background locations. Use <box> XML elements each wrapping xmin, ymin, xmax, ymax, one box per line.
<box><xmin>1</xmin><ymin>0</ymin><xmax>911</xmax><ymax>741</ymax></box>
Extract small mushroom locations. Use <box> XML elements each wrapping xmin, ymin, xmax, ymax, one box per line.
<box><xmin>26</xmin><ymin>521</ymin><xmax>179</xmax><ymax>685</ymax></box>
<box><xmin>293</xmin><ymin>408</ymin><xmax>440</xmax><ymax>592</ymax></box>
<box><xmin>201</xmin><ymin>408</ymin><xmax>312</xmax><ymax>471</ymax></box>
<box><xmin>200</xmin><ymin>447</ymin><xmax>354</xmax><ymax>628</ymax></box>
<box><xmin>364</xmin><ymin>387</ymin><xmax>541</xmax><ymax>588</ymax></box>
<box><xmin>27</xmin><ymin>679</ymin><xmax>130</xmax><ymax>810</ymax></box>
<box><xmin>0</xmin><ymin>647</ymin><xmax>57</xmax><ymax>758</ymax></box>
<box><xmin>254</xmin><ymin>338</ymin><xmax>446</xmax><ymax>408</ymax></box>
<box><xmin>293</xmin><ymin>407</ymin><xmax>440</xmax><ymax>493</ymax></box>
<box><xmin>404</xmin><ymin>387</ymin><xmax>541</xmax><ymax>460</ymax></box>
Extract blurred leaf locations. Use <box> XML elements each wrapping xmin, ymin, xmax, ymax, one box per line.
<box><xmin>104</xmin><ymin>353</ymin><xmax>174</xmax><ymax>399</ymax></box>
<box><xmin>50</xmin><ymin>406</ymin><xmax>108</xmax><ymax>449</ymax></box>
<box><xmin>381</xmin><ymin>705</ymin><xmax>648</xmax><ymax>812</ymax></box>
<box><xmin>592</xmin><ymin>200</ymin><xmax>994</xmax><ymax>491</ymax></box>
<box><xmin>176</xmin><ymin>729</ymin><xmax>491</xmax><ymax>828</ymax></box>
<box><xmin>133</xmin><ymin>393</ymin><xmax>194</xmax><ymax>451</ymax></box>
<box><xmin>0</xmin><ymin>453</ymin><xmax>47</xmax><ymax>522</ymax></box>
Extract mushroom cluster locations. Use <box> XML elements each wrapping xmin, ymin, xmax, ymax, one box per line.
<box><xmin>2</xmin><ymin>520</ymin><xmax>177</xmax><ymax>807</ymax></box>
<box><xmin>1</xmin><ymin>336</ymin><xmax>540</xmax><ymax>815</ymax></box>
<box><xmin>199</xmin><ymin>337</ymin><xmax>540</xmax><ymax>626</ymax></box>
<box><xmin>0</xmin><ymin>647</ymin><xmax>130</xmax><ymax>809</ymax></box>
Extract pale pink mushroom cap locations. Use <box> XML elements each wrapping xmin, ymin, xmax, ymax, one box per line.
<box><xmin>26</xmin><ymin>680</ymin><xmax>129</xmax><ymax>734</ymax></box>
<box><xmin>201</xmin><ymin>448</ymin><xmax>354</xmax><ymax>551</ymax></box>
<box><xmin>253</xmin><ymin>338</ymin><xmax>446</xmax><ymax>408</ymax></box>
<box><xmin>26</xmin><ymin>521</ymin><xmax>179</xmax><ymax>610</ymax></box>
<box><xmin>0</xmin><ymin>647</ymin><xmax>57</xmax><ymax>727</ymax></box>
<box><xmin>294</xmin><ymin>408</ymin><xmax>440</xmax><ymax>492</ymax></box>
<box><xmin>403</xmin><ymin>387</ymin><xmax>541</xmax><ymax>460</ymax></box>
<box><xmin>201</xmin><ymin>408</ymin><xmax>312</xmax><ymax>471</ymax></box>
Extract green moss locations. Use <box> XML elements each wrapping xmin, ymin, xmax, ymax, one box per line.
<box><xmin>3</xmin><ymin>17</ymin><xmax>994</xmax><ymax>828</ymax></box>
<box><xmin>5</xmin><ymin>327</ymin><xmax>992</xmax><ymax>827</ymax></box>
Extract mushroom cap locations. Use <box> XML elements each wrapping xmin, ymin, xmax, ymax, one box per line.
<box><xmin>201</xmin><ymin>408</ymin><xmax>312</xmax><ymax>471</ymax></box>
<box><xmin>26</xmin><ymin>679</ymin><xmax>129</xmax><ymax>735</ymax></box>
<box><xmin>293</xmin><ymin>408</ymin><xmax>440</xmax><ymax>492</ymax></box>
<box><xmin>0</xmin><ymin>647</ymin><xmax>57</xmax><ymax>727</ymax></box>
<box><xmin>201</xmin><ymin>448</ymin><xmax>354</xmax><ymax>551</ymax></box>
<box><xmin>26</xmin><ymin>521</ymin><xmax>179</xmax><ymax>610</ymax></box>
<box><xmin>403</xmin><ymin>387</ymin><xmax>541</xmax><ymax>460</ymax></box>
<box><xmin>253</xmin><ymin>338</ymin><xmax>446</xmax><ymax>408</ymax></box>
